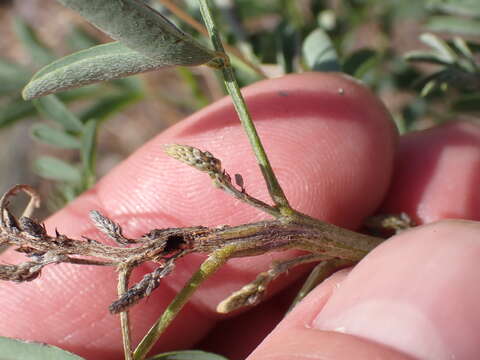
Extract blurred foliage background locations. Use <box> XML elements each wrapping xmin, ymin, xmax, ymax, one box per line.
<box><xmin>0</xmin><ymin>0</ymin><xmax>478</xmax><ymax>217</ymax></box>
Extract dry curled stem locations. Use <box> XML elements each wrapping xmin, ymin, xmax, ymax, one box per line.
<box><xmin>0</xmin><ymin>145</ymin><xmax>387</xmax><ymax>359</ymax></box>
<box><xmin>0</xmin><ymin>146</ymin><xmax>384</xmax><ymax>315</ymax></box>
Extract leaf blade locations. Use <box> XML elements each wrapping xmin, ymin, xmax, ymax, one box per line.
<box><xmin>32</xmin><ymin>95</ymin><xmax>83</xmax><ymax>132</ymax></box>
<box><xmin>31</xmin><ymin>124</ymin><xmax>81</xmax><ymax>149</ymax></box>
<box><xmin>57</xmin><ymin>0</ymin><xmax>216</xmax><ymax>64</ymax></box>
<box><xmin>0</xmin><ymin>336</ymin><xmax>85</xmax><ymax>360</ymax></box>
<box><xmin>147</xmin><ymin>350</ymin><xmax>229</xmax><ymax>360</ymax></box>
<box><xmin>302</xmin><ymin>28</ymin><xmax>340</xmax><ymax>72</ymax></box>
<box><xmin>33</xmin><ymin>156</ymin><xmax>82</xmax><ymax>183</ymax></box>
<box><xmin>23</xmin><ymin>42</ymin><xmax>177</xmax><ymax>100</ymax></box>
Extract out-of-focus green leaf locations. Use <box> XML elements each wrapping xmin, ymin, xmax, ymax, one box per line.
<box><xmin>0</xmin><ymin>337</ymin><xmax>85</xmax><ymax>360</ymax></box>
<box><xmin>33</xmin><ymin>156</ymin><xmax>81</xmax><ymax>183</ymax></box>
<box><xmin>13</xmin><ymin>17</ymin><xmax>56</xmax><ymax>67</ymax></box>
<box><xmin>276</xmin><ymin>22</ymin><xmax>300</xmax><ymax>73</ymax></box>
<box><xmin>0</xmin><ymin>59</ymin><xmax>31</xmax><ymax>95</ymax></box>
<box><xmin>147</xmin><ymin>350</ymin><xmax>229</xmax><ymax>360</ymax></box>
<box><xmin>57</xmin><ymin>0</ymin><xmax>216</xmax><ymax>65</ymax></box>
<box><xmin>32</xmin><ymin>95</ymin><xmax>83</xmax><ymax>132</ymax></box>
<box><xmin>452</xmin><ymin>37</ymin><xmax>474</xmax><ymax>59</ymax></box>
<box><xmin>0</xmin><ymin>98</ymin><xmax>36</xmax><ymax>128</ymax></box>
<box><xmin>419</xmin><ymin>33</ymin><xmax>457</xmax><ymax>64</ymax></box>
<box><xmin>23</xmin><ymin>42</ymin><xmax>182</xmax><ymax>100</ymax></box>
<box><xmin>427</xmin><ymin>16</ymin><xmax>480</xmax><ymax>36</ymax></box>
<box><xmin>343</xmin><ymin>48</ymin><xmax>378</xmax><ymax>77</ymax></box>
<box><xmin>452</xmin><ymin>93</ymin><xmax>480</xmax><ymax>112</ymax></box>
<box><xmin>80</xmin><ymin>118</ymin><xmax>98</xmax><ymax>188</ymax></box>
<box><xmin>302</xmin><ymin>28</ymin><xmax>340</xmax><ymax>72</ymax></box>
<box><xmin>79</xmin><ymin>91</ymin><xmax>144</xmax><ymax>123</ymax></box>
<box><xmin>426</xmin><ymin>0</ymin><xmax>480</xmax><ymax>17</ymax></box>
<box><xmin>31</xmin><ymin>124</ymin><xmax>81</xmax><ymax>148</ymax></box>
<box><xmin>66</xmin><ymin>25</ymin><xmax>99</xmax><ymax>52</ymax></box>
<box><xmin>420</xmin><ymin>79</ymin><xmax>438</xmax><ymax>96</ymax></box>
<box><xmin>404</xmin><ymin>51</ymin><xmax>453</xmax><ymax>66</ymax></box>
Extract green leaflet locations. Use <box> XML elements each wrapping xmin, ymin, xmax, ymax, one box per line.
<box><xmin>31</xmin><ymin>123</ymin><xmax>81</xmax><ymax>149</ymax></box>
<box><xmin>302</xmin><ymin>28</ymin><xmax>340</xmax><ymax>72</ymax></box>
<box><xmin>33</xmin><ymin>156</ymin><xmax>82</xmax><ymax>183</ymax></box>
<box><xmin>57</xmin><ymin>0</ymin><xmax>216</xmax><ymax>64</ymax></box>
<box><xmin>23</xmin><ymin>42</ymin><xmax>171</xmax><ymax>100</ymax></box>
<box><xmin>147</xmin><ymin>350</ymin><xmax>229</xmax><ymax>360</ymax></box>
<box><xmin>0</xmin><ymin>336</ymin><xmax>85</xmax><ymax>360</ymax></box>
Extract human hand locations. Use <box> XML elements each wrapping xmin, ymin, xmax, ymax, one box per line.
<box><xmin>0</xmin><ymin>72</ymin><xmax>478</xmax><ymax>360</ymax></box>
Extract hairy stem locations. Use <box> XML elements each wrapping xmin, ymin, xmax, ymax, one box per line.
<box><xmin>197</xmin><ymin>0</ymin><xmax>292</xmax><ymax>213</ymax></box>
<box><xmin>118</xmin><ymin>266</ymin><xmax>133</xmax><ymax>360</ymax></box>
<box><xmin>133</xmin><ymin>245</ymin><xmax>236</xmax><ymax>360</ymax></box>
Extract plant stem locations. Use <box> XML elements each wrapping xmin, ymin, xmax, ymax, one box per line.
<box><xmin>118</xmin><ymin>266</ymin><xmax>133</xmax><ymax>360</ymax></box>
<box><xmin>157</xmin><ymin>0</ymin><xmax>266</xmax><ymax>79</ymax></box>
<box><xmin>197</xmin><ymin>0</ymin><xmax>292</xmax><ymax>214</ymax></box>
<box><xmin>133</xmin><ymin>245</ymin><xmax>236</xmax><ymax>360</ymax></box>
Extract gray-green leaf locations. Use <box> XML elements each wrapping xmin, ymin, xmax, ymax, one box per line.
<box><xmin>302</xmin><ymin>28</ymin><xmax>340</xmax><ymax>72</ymax></box>
<box><xmin>31</xmin><ymin>124</ymin><xmax>81</xmax><ymax>149</ymax></box>
<box><xmin>57</xmin><ymin>0</ymin><xmax>216</xmax><ymax>65</ymax></box>
<box><xmin>33</xmin><ymin>156</ymin><xmax>82</xmax><ymax>183</ymax></box>
<box><xmin>426</xmin><ymin>16</ymin><xmax>480</xmax><ymax>37</ymax></box>
<box><xmin>13</xmin><ymin>17</ymin><xmax>56</xmax><ymax>67</ymax></box>
<box><xmin>32</xmin><ymin>95</ymin><xmax>83</xmax><ymax>132</ymax></box>
<box><xmin>80</xmin><ymin>118</ymin><xmax>98</xmax><ymax>188</ymax></box>
<box><xmin>0</xmin><ymin>59</ymin><xmax>31</xmax><ymax>96</ymax></box>
<box><xmin>23</xmin><ymin>42</ymin><xmax>184</xmax><ymax>100</ymax></box>
<box><xmin>419</xmin><ymin>33</ymin><xmax>457</xmax><ymax>64</ymax></box>
<box><xmin>147</xmin><ymin>350</ymin><xmax>229</xmax><ymax>360</ymax></box>
<box><xmin>0</xmin><ymin>336</ymin><xmax>85</xmax><ymax>360</ymax></box>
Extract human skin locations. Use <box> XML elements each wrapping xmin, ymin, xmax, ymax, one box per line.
<box><xmin>1</xmin><ymin>73</ymin><xmax>480</xmax><ymax>359</ymax></box>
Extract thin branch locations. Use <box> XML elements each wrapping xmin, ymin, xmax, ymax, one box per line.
<box><xmin>118</xmin><ymin>265</ymin><xmax>134</xmax><ymax>360</ymax></box>
<box><xmin>133</xmin><ymin>245</ymin><xmax>237</xmax><ymax>360</ymax></box>
<box><xmin>156</xmin><ymin>0</ymin><xmax>267</xmax><ymax>79</ymax></box>
<box><xmin>197</xmin><ymin>0</ymin><xmax>292</xmax><ymax>213</ymax></box>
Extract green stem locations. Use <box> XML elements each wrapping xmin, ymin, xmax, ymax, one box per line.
<box><xmin>132</xmin><ymin>245</ymin><xmax>236</xmax><ymax>360</ymax></box>
<box><xmin>198</xmin><ymin>0</ymin><xmax>292</xmax><ymax>213</ymax></box>
<box><xmin>118</xmin><ymin>266</ymin><xmax>133</xmax><ymax>360</ymax></box>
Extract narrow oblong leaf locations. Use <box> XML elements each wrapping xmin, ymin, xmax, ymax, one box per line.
<box><xmin>0</xmin><ymin>59</ymin><xmax>31</xmax><ymax>95</ymax></box>
<box><xmin>23</xmin><ymin>42</ymin><xmax>175</xmax><ymax>100</ymax></box>
<box><xmin>32</xmin><ymin>95</ymin><xmax>83</xmax><ymax>132</ymax></box>
<box><xmin>302</xmin><ymin>28</ymin><xmax>340</xmax><ymax>72</ymax></box>
<box><xmin>0</xmin><ymin>336</ymin><xmax>85</xmax><ymax>360</ymax></box>
<box><xmin>31</xmin><ymin>124</ymin><xmax>81</xmax><ymax>149</ymax></box>
<box><xmin>404</xmin><ymin>50</ymin><xmax>453</xmax><ymax>66</ymax></box>
<box><xmin>33</xmin><ymin>156</ymin><xmax>82</xmax><ymax>183</ymax></box>
<box><xmin>80</xmin><ymin>118</ymin><xmax>98</xmax><ymax>187</ymax></box>
<box><xmin>147</xmin><ymin>350</ymin><xmax>229</xmax><ymax>360</ymax></box>
<box><xmin>57</xmin><ymin>0</ymin><xmax>216</xmax><ymax>64</ymax></box>
<box><xmin>13</xmin><ymin>17</ymin><xmax>56</xmax><ymax>67</ymax></box>
<box><xmin>79</xmin><ymin>91</ymin><xmax>143</xmax><ymax>123</ymax></box>
<box><xmin>426</xmin><ymin>16</ymin><xmax>480</xmax><ymax>37</ymax></box>
<box><xmin>0</xmin><ymin>98</ymin><xmax>36</xmax><ymax>128</ymax></box>
<box><xmin>419</xmin><ymin>33</ymin><xmax>457</xmax><ymax>64</ymax></box>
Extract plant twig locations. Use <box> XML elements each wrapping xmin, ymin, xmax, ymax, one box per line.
<box><xmin>197</xmin><ymin>0</ymin><xmax>292</xmax><ymax>213</ymax></box>
<box><xmin>157</xmin><ymin>0</ymin><xmax>267</xmax><ymax>79</ymax></box>
<box><xmin>118</xmin><ymin>265</ymin><xmax>134</xmax><ymax>360</ymax></box>
<box><xmin>133</xmin><ymin>245</ymin><xmax>237</xmax><ymax>360</ymax></box>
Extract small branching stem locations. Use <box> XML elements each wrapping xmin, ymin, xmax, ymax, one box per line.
<box><xmin>133</xmin><ymin>245</ymin><xmax>236</xmax><ymax>360</ymax></box>
<box><xmin>118</xmin><ymin>265</ymin><xmax>134</xmax><ymax>360</ymax></box>
<box><xmin>198</xmin><ymin>0</ymin><xmax>292</xmax><ymax>213</ymax></box>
